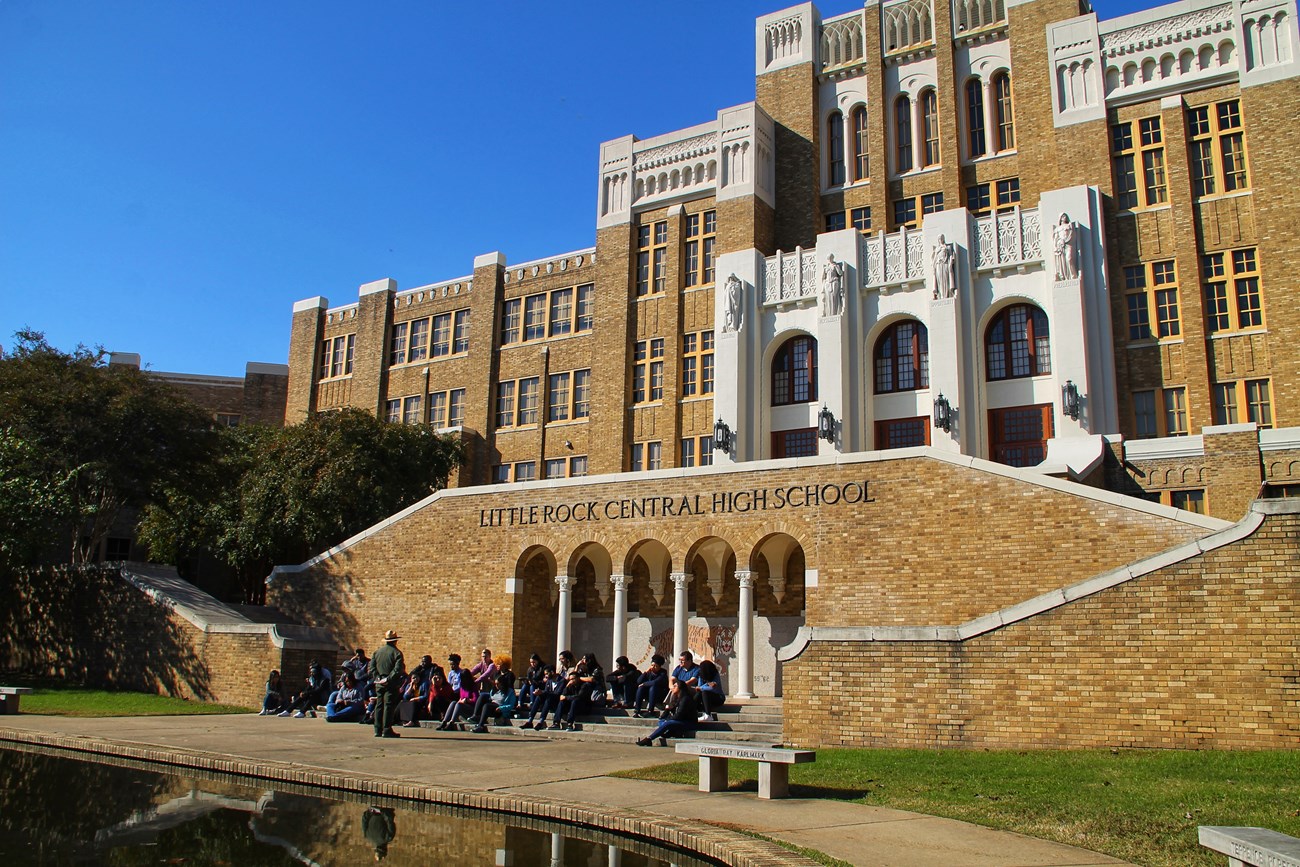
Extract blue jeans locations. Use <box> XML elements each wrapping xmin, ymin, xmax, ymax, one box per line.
<box><xmin>645</xmin><ymin>718</ymin><xmax>695</xmax><ymax>741</ymax></box>
<box><xmin>634</xmin><ymin>680</ymin><xmax>664</xmax><ymax>711</ymax></box>
<box><xmin>326</xmin><ymin>699</ymin><xmax>365</xmax><ymax>722</ymax></box>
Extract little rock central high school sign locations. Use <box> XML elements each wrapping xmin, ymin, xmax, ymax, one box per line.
<box><xmin>478</xmin><ymin>480</ymin><xmax>874</xmax><ymax>527</ymax></box>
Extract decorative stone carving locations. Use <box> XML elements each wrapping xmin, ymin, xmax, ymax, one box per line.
<box><xmin>821</xmin><ymin>255</ymin><xmax>846</xmax><ymax>316</ymax></box>
<box><xmin>932</xmin><ymin>235</ymin><xmax>957</xmax><ymax>299</ymax></box>
<box><xmin>1053</xmin><ymin>213</ymin><xmax>1079</xmax><ymax>281</ymax></box>
<box><xmin>723</xmin><ymin>273</ymin><xmax>744</xmax><ymax>333</ymax></box>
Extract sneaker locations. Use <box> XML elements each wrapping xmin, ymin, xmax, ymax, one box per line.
<box><xmin>698</xmin><ymin>712</ymin><xmax>710</xmax><ymax>722</ymax></box>
<box><xmin>292</xmin><ymin>711</ymin><xmax>306</xmax><ymax>718</ymax></box>
<box><xmin>277</xmin><ymin>710</ymin><xmax>292</xmax><ymax>717</ymax></box>
<box><xmin>257</xmin><ymin>709</ymin><xmax>268</xmax><ymax>716</ymax></box>
<box><xmin>472</xmin><ymin>725</ymin><xmax>488</xmax><ymax>733</ymax></box>
<box><xmin>658</xmin><ymin>736</ymin><xmax>668</xmax><ymax>747</ymax></box>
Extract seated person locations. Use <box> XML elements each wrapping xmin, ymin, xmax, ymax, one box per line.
<box><xmin>696</xmin><ymin>659</ymin><xmax>725</xmax><ymax>721</ymax></box>
<box><xmin>342</xmin><ymin>648</ymin><xmax>369</xmax><ymax>686</ymax></box>
<box><xmin>517</xmin><ymin>653</ymin><xmax>545</xmax><ymax>716</ymax></box>
<box><xmin>470</xmin><ymin>648</ymin><xmax>498</xmax><ymax>693</ymax></box>
<box><xmin>438</xmin><ymin>664</ymin><xmax>480</xmax><ymax>730</ymax></box>
<box><xmin>325</xmin><ymin>672</ymin><xmax>367</xmax><ymax>722</ymax></box>
<box><xmin>637</xmin><ymin>677</ymin><xmax>699</xmax><ymax>746</ymax></box>
<box><xmin>606</xmin><ymin>656</ymin><xmax>640</xmax><ymax>709</ymax></box>
<box><xmin>470</xmin><ymin>658</ymin><xmax>516</xmax><ymax>732</ymax></box>
<box><xmin>520</xmin><ymin>666</ymin><xmax>562</xmax><ymax>730</ymax></box>
<box><xmin>632</xmin><ymin>655</ymin><xmax>668</xmax><ymax>717</ymax></box>
<box><xmin>672</xmin><ymin>651</ymin><xmax>700</xmax><ymax>689</ymax></box>
<box><xmin>427</xmin><ymin>666</ymin><xmax>454</xmax><ymax>721</ymax></box>
<box><xmin>280</xmin><ymin>659</ymin><xmax>332</xmax><ymax>717</ymax></box>
<box><xmin>399</xmin><ymin>655</ymin><xmax>434</xmax><ymax>727</ymax></box>
<box><xmin>557</xmin><ymin>653</ymin><xmax>605</xmax><ymax>730</ymax></box>
<box><xmin>259</xmin><ymin>669</ymin><xmax>284</xmax><ymax>716</ymax></box>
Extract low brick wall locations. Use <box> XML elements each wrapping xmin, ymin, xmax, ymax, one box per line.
<box><xmin>784</xmin><ymin>501</ymin><xmax>1300</xmax><ymax>750</ymax></box>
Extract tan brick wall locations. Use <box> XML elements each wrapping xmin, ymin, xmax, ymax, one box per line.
<box><xmin>757</xmin><ymin>63</ymin><xmax>821</xmax><ymax>250</ymax></box>
<box><xmin>785</xmin><ymin>507</ymin><xmax>1300</xmax><ymax>750</ymax></box>
<box><xmin>268</xmin><ymin>454</ymin><xmax>1209</xmax><ymax>673</ymax></box>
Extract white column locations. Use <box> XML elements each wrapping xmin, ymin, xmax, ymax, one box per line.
<box><xmin>983</xmin><ymin>79</ymin><xmax>997</xmax><ymax>154</ymax></box>
<box><xmin>549</xmin><ymin>832</ymin><xmax>564</xmax><ymax>867</ymax></box>
<box><xmin>607</xmin><ymin>844</ymin><xmax>623</xmax><ymax>867</ymax></box>
<box><xmin>670</xmin><ymin>571</ymin><xmax>690</xmax><ymax>662</ymax></box>
<box><xmin>610</xmin><ymin>573</ymin><xmax>629</xmax><ymax>663</ymax></box>
<box><xmin>735</xmin><ymin>570</ymin><xmax>755</xmax><ymax>699</ymax></box>
<box><xmin>555</xmin><ymin>574</ymin><xmax>573</xmax><ymax>662</ymax></box>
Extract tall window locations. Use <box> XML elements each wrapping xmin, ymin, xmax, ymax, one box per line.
<box><xmin>575</xmin><ymin>284</ymin><xmax>594</xmax><ymax>331</ymax></box>
<box><xmin>631</xmin><ymin>441</ymin><xmax>662</xmax><ymax>472</ymax></box>
<box><xmin>548</xmin><ymin>372</ymin><xmax>571</xmax><ymax>422</ymax></box>
<box><xmin>684</xmin><ymin>211</ymin><xmax>716</xmax><ymax>287</ymax></box>
<box><xmin>920</xmin><ymin>89</ymin><xmax>940</xmax><ymax>167</ymax></box>
<box><xmin>1188</xmin><ymin>99</ymin><xmax>1248</xmax><ymax>196</ymax></box>
<box><xmin>682</xmin><ymin>330</ymin><xmax>715</xmax><ymax>397</ymax></box>
<box><xmin>428</xmin><ymin>391</ymin><xmax>448</xmax><ymax>427</ymax></box>
<box><xmin>633</xmin><ymin>338</ymin><xmax>665</xmax><ymax>404</ymax></box>
<box><xmin>447</xmin><ymin>388</ymin><xmax>465</xmax><ymax>427</ymax></box>
<box><xmin>500</xmin><ymin>299</ymin><xmax>522</xmax><ymax>345</ymax></box>
<box><xmin>1111</xmin><ymin>117</ymin><xmax>1166</xmax><ymax>209</ymax></box>
<box><xmin>1124</xmin><ymin>260</ymin><xmax>1180</xmax><ymax>341</ymax></box>
<box><xmin>402</xmin><ymin>395</ymin><xmax>422</xmax><ymax>425</ymax></box>
<box><xmin>1215</xmin><ymin>379</ymin><xmax>1273</xmax><ymax>428</ymax></box>
<box><xmin>389</xmin><ymin>321</ymin><xmax>409</xmax><ymax>366</ymax></box>
<box><xmin>1203</xmin><ymin>248</ymin><xmax>1263</xmax><ymax>332</ymax></box>
<box><xmin>1133</xmin><ymin>390</ymin><xmax>1158</xmax><ymax>438</ymax></box>
<box><xmin>452</xmin><ymin>309</ymin><xmax>470</xmax><ymax>354</ymax></box>
<box><xmin>549</xmin><ymin>289</ymin><xmax>573</xmax><ymax>337</ymax></box>
<box><xmin>430</xmin><ymin>312</ymin><xmax>452</xmax><ymax>357</ymax></box>
<box><xmin>993</xmin><ymin>72</ymin><xmax>1015</xmax><ymax>151</ymax></box>
<box><xmin>572</xmin><ymin>369</ymin><xmax>590</xmax><ymax>419</ymax></box>
<box><xmin>874</xmin><ymin>321</ymin><xmax>929</xmax><ymax>393</ymax></box>
<box><xmin>772</xmin><ymin>335</ymin><xmax>818</xmax><ymax>405</ymax></box>
<box><xmin>523</xmin><ymin>294</ymin><xmax>546</xmax><ymax>340</ymax></box>
<box><xmin>680</xmin><ymin>435</ymin><xmax>714</xmax><ymax>467</ymax></box>
<box><xmin>1163</xmin><ymin>386</ymin><xmax>1188</xmax><ymax>436</ymax></box>
<box><xmin>408</xmin><ymin>318</ymin><xmax>429</xmax><ymax>362</ymax></box>
<box><xmin>636</xmin><ymin>221</ymin><xmax>668</xmax><ymax>296</ymax></box>
<box><xmin>986</xmin><ymin>304</ymin><xmax>1051</xmax><ymax>380</ymax></box>
<box><xmin>517</xmin><ymin>377</ymin><xmax>539</xmax><ymax>426</ymax></box>
<box><xmin>852</xmin><ymin>106</ymin><xmax>870</xmax><ymax>181</ymax></box>
<box><xmin>895</xmin><ymin>96</ymin><xmax>913</xmax><ymax>172</ymax></box>
<box><xmin>320</xmin><ymin>334</ymin><xmax>355</xmax><ymax>379</ymax></box>
<box><xmin>966</xmin><ymin>79</ymin><xmax>986</xmax><ymax>158</ymax></box>
<box><xmin>828</xmin><ymin>111</ymin><xmax>846</xmax><ymax>185</ymax></box>
<box><xmin>495</xmin><ymin>381</ymin><xmax>516</xmax><ymax>429</ymax></box>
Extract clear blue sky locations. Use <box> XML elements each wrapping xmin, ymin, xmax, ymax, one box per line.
<box><xmin>2</xmin><ymin>0</ymin><xmax>1144</xmax><ymax>377</ymax></box>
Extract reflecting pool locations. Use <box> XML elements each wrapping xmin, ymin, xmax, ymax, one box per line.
<box><xmin>0</xmin><ymin>746</ymin><xmax>718</xmax><ymax>866</ymax></box>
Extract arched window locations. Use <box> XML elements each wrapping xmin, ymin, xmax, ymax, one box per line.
<box><xmin>874</xmin><ymin>321</ymin><xmax>929</xmax><ymax>393</ymax></box>
<box><xmin>986</xmin><ymin>304</ymin><xmax>1051</xmax><ymax>381</ymax></box>
<box><xmin>827</xmin><ymin>111</ymin><xmax>846</xmax><ymax>186</ymax></box>
<box><xmin>772</xmin><ymin>335</ymin><xmax>818</xmax><ymax>405</ymax></box>
<box><xmin>852</xmin><ymin>106</ymin><xmax>870</xmax><ymax>181</ymax></box>
<box><xmin>920</xmin><ymin>89</ymin><xmax>940</xmax><ymax>167</ymax></box>
<box><xmin>966</xmin><ymin>79</ymin><xmax>986</xmax><ymax>158</ymax></box>
<box><xmin>993</xmin><ymin>72</ymin><xmax>1015</xmax><ymax>151</ymax></box>
<box><xmin>895</xmin><ymin>96</ymin><xmax>913</xmax><ymax>172</ymax></box>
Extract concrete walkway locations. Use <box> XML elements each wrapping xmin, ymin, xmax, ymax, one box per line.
<box><xmin>0</xmin><ymin>714</ymin><xmax>1131</xmax><ymax>867</ymax></box>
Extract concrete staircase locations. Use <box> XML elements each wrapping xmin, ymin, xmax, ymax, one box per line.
<box><xmin>423</xmin><ymin>697</ymin><xmax>785</xmax><ymax>746</ymax></box>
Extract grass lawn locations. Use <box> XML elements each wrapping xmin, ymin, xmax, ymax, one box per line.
<box><xmin>8</xmin><ymin>681</ymin><xmax>250</xmax><ymax>717</ymax></box>
<box><xmin>615</xmin><ymin>748</ymin><xmax>1300</xmax><ymax>867</ymax></box>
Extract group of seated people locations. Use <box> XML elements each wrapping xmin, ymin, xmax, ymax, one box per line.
<box><xmin>259</xmin><ymin>646</ymin><xmax>726</xmax><ymax>744</ymax></box>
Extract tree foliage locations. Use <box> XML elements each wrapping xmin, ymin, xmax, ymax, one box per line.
<box><xmin>140</xmin><ymin>407</ymin><xmax>461</xmax><ymax>602</ymax></box>
<box><xmin>0</xmin><ymin>330</ymin><xmax>218</xmax><ymax>566</ymax></box>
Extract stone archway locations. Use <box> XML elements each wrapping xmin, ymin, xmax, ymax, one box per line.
<box><xmin>510</xmin><ymin>545</ymin><xmax>557</xmax><ymax>668</ymax></box>
<box><xmin>747</xmin><ymin>532</ymin><xmax>808</xmax><ymax>697</ymax></box>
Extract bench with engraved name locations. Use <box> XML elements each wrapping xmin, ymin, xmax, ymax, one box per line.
<box><xmin>1198</xmin><ymin>826</ymin><xmax>1300</xmax><ymax>867</ymax></box>
<box><xmin>674</xmin><ymin>742</ymin><xmax>816</xmax><ymax>800</ymax></box>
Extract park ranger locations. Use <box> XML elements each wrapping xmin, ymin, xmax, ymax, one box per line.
<box><xmin>368</xmin><ymin>629</ymin><xmax>405</xmax><ymax>738</ymax></box>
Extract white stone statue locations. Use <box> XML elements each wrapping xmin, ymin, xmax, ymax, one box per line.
<box><xmin>723</xmin><ymin>273</ymin><xmax>744</xmax><ymax>333</ymax></box>
<box><xmin>932</xmin><ymin>235</ymin><xmax>956</xmax><ymax>299</ymax></box>
<box><xmin>1053</xmin><ymin>213</ymin><xmax>1079</xmax><ymax>281</ymax></box>
<box><xmin>821</xmin><ymin>254</ymin><xmax>845</xmax><ymax>316</ymax></box>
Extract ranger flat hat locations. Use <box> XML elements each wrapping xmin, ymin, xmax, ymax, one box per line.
<box><xmin>384</xmin><ymin>630</ymin><xmax>399</xmax><ymax>642</ymax></box>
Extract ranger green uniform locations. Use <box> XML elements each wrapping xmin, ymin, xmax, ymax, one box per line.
<box><xmin>368</xmin><ymin>631</ymin><xmax>406</xmax><ymax>737</ymax></box>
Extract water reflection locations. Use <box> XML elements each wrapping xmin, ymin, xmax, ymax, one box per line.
<box><xmin>0</xmin><ymin>747</ymin><xmax>714</xmax><ymax>866</ymax></box>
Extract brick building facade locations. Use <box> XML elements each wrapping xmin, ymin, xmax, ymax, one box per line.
<box><xmin>267</xmin><ymin>0</ymin><xmax>1300</xmax><ymax>746</ymax></box>
<box><xmin>284</xmin><ymin>0</ymin><xmax>1300</xmax><ymax>524</ymax></box>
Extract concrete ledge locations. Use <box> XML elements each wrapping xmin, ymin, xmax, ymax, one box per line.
<box><xmin>0</xmin><ymin>728</ymin><xmax>819</xmax><ymax>867</ymax></box>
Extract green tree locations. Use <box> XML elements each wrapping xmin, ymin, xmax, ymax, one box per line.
<box><xmin>140</xmin><ymin>408</ymin><xmax>461</xmax><ymax>603</ymax></box>
<box><xmin>0</xmin><ymin>330</ymin><xmax>218</xmax><ymax>566</ymax></box>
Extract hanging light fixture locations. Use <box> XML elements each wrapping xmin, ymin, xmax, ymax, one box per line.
<box><xmin>818</xmin><ymin>405</ymin><xmax>836</xmax><ymax>442</ymax></box>
<box><xmin>933</xmin><ymin>393</ymin><xmax>953</xmax><ymax>433</ymax></box>
<box><xmin>713</xmin><ymin>418</ymin><xmax>733</xmax><ymax>453</ymax></box>
<box><xmin>1062</xmin><ymin>380</ymin><xmax>1081</xmax><ymax>421</ymax></box>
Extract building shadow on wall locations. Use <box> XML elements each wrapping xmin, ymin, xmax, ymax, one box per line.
<box><xmin>267</xmin><ymin>551</ymin><xmax>361</xmax><ymax>651</ymax></box>
<box><xmin>0</xmin><ymin>564</ymin><xmax>213</xmax><ymax>698</ymax></box>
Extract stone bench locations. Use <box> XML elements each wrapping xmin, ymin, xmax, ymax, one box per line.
<box><xmin>0</xmin><ymin>687</ymin><xmax>34</xmax><ymax>715</ymax></box>
<box><xmin>1199</xmin><ymin>826</ymin><xmax>1300</xmax><ymax>867</ymax></box>
<box><xmin>675</xmin><ymin>742</ymin><xmax>816</xmax><ymax>800</ymax></box>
